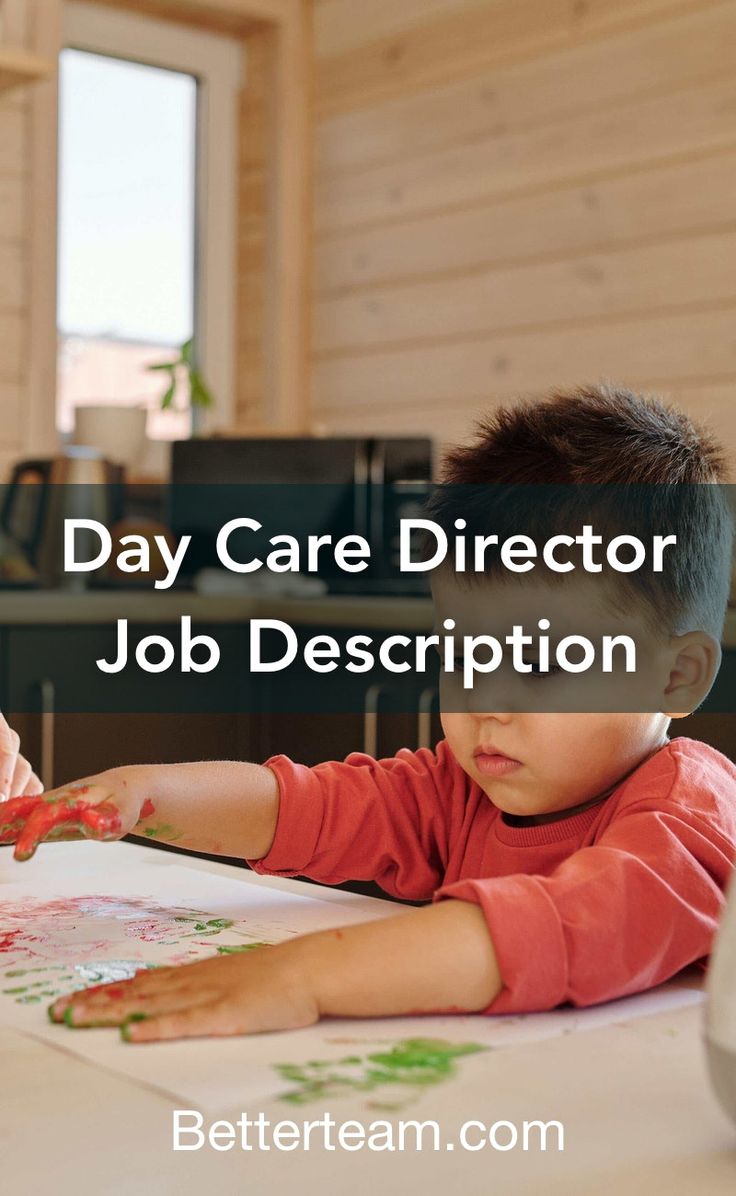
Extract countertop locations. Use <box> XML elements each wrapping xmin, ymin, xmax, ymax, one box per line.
<box><xmin>1</xmin><ymin>841</ymin><xmax>735</xmax><ymax>1196</ymax></box>
<box><xmin>0</xmin><ymin>589</ymin><xmax>435</xmax><ymax>629</ymax></box>
<box><xmin>0</xmin><ymin>589</ymin><xmax>734</xmax><ymax>648</ymax></box>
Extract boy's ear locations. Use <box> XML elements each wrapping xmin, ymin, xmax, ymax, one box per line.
<box><xmin>663</xmin><ymin>631</ymin><xmax>721</xmax><ymax>717</ymax></box>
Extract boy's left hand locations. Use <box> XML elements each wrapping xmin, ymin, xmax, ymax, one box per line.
<box><xmin>49</xmin><ymin>902</ymin><xmax>502</xmax><ymax>1041</ymax></box>
<box><xmin>49</xmin><ymin>944</ymin><xmax>319</xmax><ymax>1041</ymax></box>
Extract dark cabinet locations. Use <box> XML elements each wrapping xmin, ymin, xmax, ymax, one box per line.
<box><xmin>1</xmin><ymin>622</ymin><xmax>731</xmax><ymax>790</ymax></box>
<box><xmin>248</xmin><ymin>622</ymin><xmax>442</xmax><ymax>767</ymax></box>
<box><xmin>0</xmin><ymin>624</ymin><xmax>253</xmax><ymax>788</ymax></box>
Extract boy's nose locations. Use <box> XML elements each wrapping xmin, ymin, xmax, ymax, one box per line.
<box><xmin>463</xmin><ymin>680</ymin><xmax>518</xmax><ymax>718</ymax></box>
<box><xmin>471</xmin><ymin>709</ymin><xmax>514</xmax><ymax>724</ymax></box>
<box><xmin>466</xmin><ymin>693</ymin><xmax>519</xmax><ymax>717</ymax></box>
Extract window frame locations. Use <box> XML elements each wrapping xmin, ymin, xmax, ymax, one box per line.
<box><xmin>59</xmin><ymin>0</ymin><xmax>243</xmax><ymax>432</ymax></box>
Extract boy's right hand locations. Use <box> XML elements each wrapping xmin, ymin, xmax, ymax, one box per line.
<box><xmin>0</xmin><ymin>776</ymin><xmax>154</xmax><ymax>862</ymax></box>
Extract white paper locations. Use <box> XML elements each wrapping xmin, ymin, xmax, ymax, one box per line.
<box><xmin>0</xmin><ymin>858</ymin><xmax>703</xmax><ymax>1113</ymax></box>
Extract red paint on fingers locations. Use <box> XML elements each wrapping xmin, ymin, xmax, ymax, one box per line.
<box><xmin>0</xmin><ymin>794</ymin><xmax>44</xmax><ymax>840</ymax></box>
<box><xmin>13</xmin><ymin>798</ymin><xmax>123</xmax><ymax>860</ymax></box>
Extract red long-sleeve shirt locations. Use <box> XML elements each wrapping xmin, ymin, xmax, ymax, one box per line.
<box><xmin>249</xmin><ymin>737</ymin><xmax>736</xmax><ymax>1014</ymax></box>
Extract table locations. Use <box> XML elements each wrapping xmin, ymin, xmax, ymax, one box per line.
<box><xmin>1</xmin><ymin>841</ymin><xmax>735</xmax><ymax>1195</ymax></box>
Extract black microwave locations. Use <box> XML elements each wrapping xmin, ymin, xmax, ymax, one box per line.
<box><xmin>168</xmin><ymin>437</ymin><xmax>434</xmax><ymax>594</ymax></box>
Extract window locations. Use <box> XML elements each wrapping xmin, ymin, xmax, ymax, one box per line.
<box><xmin>57</xmin><ymin>2</ymin><xmax>241</xmax><ymax>447</ymax></box>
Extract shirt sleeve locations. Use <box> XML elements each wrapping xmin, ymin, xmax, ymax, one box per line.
<box><xmin>436</xmin><ymin>794</ymin><xmax>736</xmax><ymax>1014</ymax></box>
<box><xmin>248</xmin><ymin>743</ymin><xmax>466</xmax><ymax>901</ymax></box>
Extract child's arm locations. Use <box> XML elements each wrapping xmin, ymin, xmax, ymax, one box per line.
<box><xmin>50</xmin><ymin>898</ymin><xmax>503</xmax><ymax>1038</ymax></box>
<box><xmin>2</xmin><ymin>762</ymin><xmax>280</xmax><ymax>862</ymax></box>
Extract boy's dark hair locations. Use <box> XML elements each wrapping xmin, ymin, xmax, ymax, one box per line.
<box><xmin>428</xmin><ymin>383</ymin><xmax>734</xmax><ymax>637</ymax></box>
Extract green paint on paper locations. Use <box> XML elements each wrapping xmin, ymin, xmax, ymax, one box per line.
<box><xmin>6</xmin><ymin>966</ymin><xmax>65</xmax><ymax>978</ymax></box>
<box><xmin>169</xmin><ymin>915</ymin><xmax>234</xmax><ymax>937</ymax></box>
<box><xmin>275</xmin><ymin>1038</ymin><xmax>487</xmax><ymax>1108</ymax></box>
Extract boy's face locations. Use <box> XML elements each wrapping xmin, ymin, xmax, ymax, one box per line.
<box><xmin>433</xmin><ymin>572</ymin><xmax>673</xmax><ymax>816</ymax></box>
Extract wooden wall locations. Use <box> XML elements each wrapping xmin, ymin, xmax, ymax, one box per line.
<box><xmin>0</xmin><ymin>1</ymin><xmax>36</xmax><ymax>476</ymax></box>
<box><xmin>310</xmin><ymin>0</ymin><xmax>736</xmax><ymax>464</ymax></box>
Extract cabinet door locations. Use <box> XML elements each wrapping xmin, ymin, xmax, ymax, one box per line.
<box><xmin>1</xmin><ymin>625</ymin><xmax>251</xmax><ymax>788</ymax></box>
<box><xmin>247</xmin><ymin>624</ymin><xmax>442</xmax><ymax>766</ymax></box>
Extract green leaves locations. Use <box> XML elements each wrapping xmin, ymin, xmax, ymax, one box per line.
<box><xmin>160</xmin><ymin>378</ymin><xmax>177</xmax><ymax>410</ymax></box>
<box><xmin>147</xmin><ymin>338</ymin><xmax>216</xmax><ymax>412</ymax></box>
<box><xmin>188</xmin><ymin>367</ymin><xmax>214</xmax><ymax>409</ymax></box>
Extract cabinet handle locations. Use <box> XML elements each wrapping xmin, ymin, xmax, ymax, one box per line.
<box><xmin>417</xmin><ymin>686</ymin><xmax>439</xmax><ymax>750</ymax></box>
<box><xmin>38</xmin><ymin>678</ymin><xmax>55</xmax><ymax>791</ymax></box>
<box><xmin>362</xmin><ymin>683</ymin><xmax>385</xmax><ymax>757</ymax></box>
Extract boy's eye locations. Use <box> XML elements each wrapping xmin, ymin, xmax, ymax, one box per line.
<box><xmin>524</xmin><ymin>660</ymin><xmax>562</xmax><ymax>678</ymax></box>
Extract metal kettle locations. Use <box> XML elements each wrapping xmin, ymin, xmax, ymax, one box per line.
<box><xmin>705</xmin><ymin>870</ymin><xmax>736</xmax><ymax>1126</ymax></box>
<box><xmin>35</xmin><ymin>448</ymin><xmax>120</xmax><ymax>587</ymax></box>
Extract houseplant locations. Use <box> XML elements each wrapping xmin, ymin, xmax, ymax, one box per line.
<box><xmin>148</xmin><ymin>337</ymin><xmax>215</xmax><ymax>415</ymax></box>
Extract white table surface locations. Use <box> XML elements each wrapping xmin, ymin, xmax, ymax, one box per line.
<box><xmin>1</xmin><ymin>841</ymin><xmax>735</xmax><ymax>1196</ymax></box>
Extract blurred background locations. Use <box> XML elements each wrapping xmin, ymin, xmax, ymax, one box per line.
<box><xmin>0</xmin><ymin>0</ymin><xmax>733</xmax><ymax>792</ymax></box>
<box><xmin>1</xmin><ymin>0</ymin><xmax>736</xmax><ymax>472</ymax></box>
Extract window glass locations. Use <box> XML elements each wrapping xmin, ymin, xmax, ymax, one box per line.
<box><xmin>57</xmin><ymin>48</ymin><xmax>197</xmax><ymax>440</ymax></box>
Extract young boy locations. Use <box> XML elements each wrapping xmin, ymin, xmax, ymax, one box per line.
<box><xmin>2</xmin><ymin>384</ymin><xmax>735</xmax><ymax>1043</ymax></box>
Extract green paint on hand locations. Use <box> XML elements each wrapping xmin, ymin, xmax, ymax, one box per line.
<box><xmin>121</xmin><ymin>1012</ymin><xmax>148</xmax><ymax>1042</ymax></box>
<box><xmin>142</xmin><ymin>823</ymin><xmax>183</xmax><ymax>842</ymax></box>
<box><xmin>275</xmin><ymin>1038</ymin><xmax>487</xmax><ymax>1107</ymax></box>
<box><xmin>215</xmin><ymin>941</ymin><xmax>270</xmax><ymax>955</ymax></box>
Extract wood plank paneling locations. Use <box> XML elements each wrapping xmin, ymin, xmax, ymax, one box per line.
<box><xmin>0</xmin><ymin>1</ymin><xmax>32</xmax><ymax>469</ymax></box>
<box><xmin>314</xmin><ymin>151</ymin><xmax>736</xmax><ymax>294</ymax></box>
<box><xmin>311</xmin><ymin>398</ymin><xmax>486</xmax><ymax>457</ymax></box>
<box><xmin>665</xmin><ymin>380</ymin><xmax>736</xmax><ymax>463</ymax></box>
<box><xmin>314</xmin><ymin>0</ymin><xmax>487</xmax><ymax>60</ymax></box>
<box><xmin>0</xmin><ymin>103</ymin><xmax>27</xmax><ymax>174</ymax></box>
<box><xmin>316</xmin><ymin>74</ymin><xmax>736</xmax><ymax>234</ymax></box>
<box><xmin>312</xmin><ymin>382</ymin><xmax>736</xmax><ymax>474</ymax></box>
<box><xmin>0</xmin><ymin>311</ymin><xmax>26</xmax><ymax>383</ymax></box>
<box><xmin>317</xmin><ymin>2</ymin><xmax>736</xmax><ymax>176</ymax></box>
<box><xmin>0</xmin><ymin>241</ymin><xmax>26</xmax><ymax>311</ymax></box>
<box><xmin>314</xmin><ymin>229</ymin><xmax>736</xmax><ymax>354</ymax></box>
<box><xmin>0</xmin><ymin>383</ymin><xmax>22</xmax><ymax>447</ymax></box>
<box><xmin>234</xmin><ymin>1</ymin><xmax>312</xmax><ymax>431</ymax></box>
<box><xmin>310</xmin><ymin>0</ymin><xmax>736</xmax><ymax>473</ymax></box>
<box><xmin>315</xmin><ymin>0</ymin><xmax>712</xmax><ymax>115</ymax></box>
<box><xmin>235</xmin><ymin>29</ymin><xmax>273</xmax><ymax>425</ymax></box>
<box><xmin>0</xmin><ymin>177</ymin><xmax>26</xmax><ymax>242</ymax></box>
<box><xmin>91</xmin><ymin>0</ymin><xmax>290</xmax><ymax>36</ymax></box>
<box><xmin>2</xmin><ymin>0</ymin><xmax>31</xmax><ymax>43</ymax></box>
<box><xmin>312</xmin><ymin>306</ymin><xmax>736</xmax><ymax>413</ymax></box>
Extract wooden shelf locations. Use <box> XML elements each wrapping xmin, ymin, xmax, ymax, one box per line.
<box><xmin>0</xmin><ymin>45</ymin><xmax>54</xmax><ymax>94</ymax></box>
